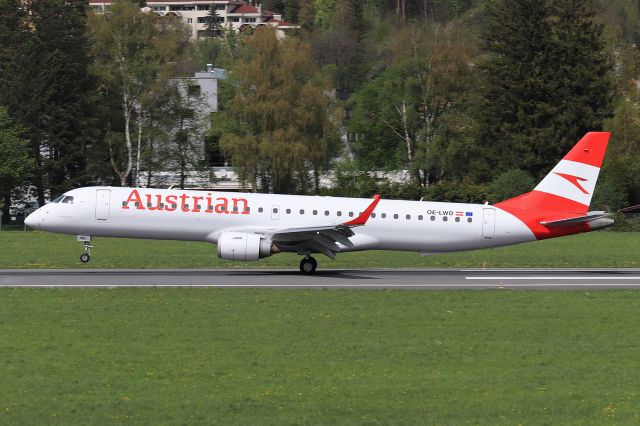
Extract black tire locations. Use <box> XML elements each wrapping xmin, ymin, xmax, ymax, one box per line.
<box><xmin>299</xmin><ymin>257</ymin><xmax>317</xmax><ymax>274</ymax></box>
<box><xmin>80</xmin><ymin>253</ymin><xmax>90</xmax><ymax>263</ymax></box>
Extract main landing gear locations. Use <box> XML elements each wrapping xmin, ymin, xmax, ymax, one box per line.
<box><xmin>77</xmin><ymin>235</ymin><xmax>93</xmax><ymax>263</ymax></box>
<box><xmin>299</xmin><ymin>256</ymin><xmax>317</xmax><ymax>274</ymax></box>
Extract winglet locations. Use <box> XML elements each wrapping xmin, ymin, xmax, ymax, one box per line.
<box><xmin>343</xmin><ymin>194</ymin><xmax>381</xmax><ymax>226</ymax></box>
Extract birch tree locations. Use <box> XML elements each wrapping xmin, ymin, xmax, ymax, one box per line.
<box><xmin>349</xmin><ymin>23</ymin><xmax>476</xmax><ymax>185</ymax></box>
<box><xmin>88</xmin><ymin>0</ymin><xmax>189</xmax><ymax>186</ymax></box>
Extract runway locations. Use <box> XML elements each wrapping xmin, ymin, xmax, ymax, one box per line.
<box><xmin>3</xmin><ymin>268</ymin><xmax>640</xmax><ymax>290</ymax></box>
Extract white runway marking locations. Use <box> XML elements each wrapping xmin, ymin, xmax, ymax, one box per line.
<box><xmin>466</xmin><ymin>276</ymin><xmax>640</xmax><ymax>280</ymax></box>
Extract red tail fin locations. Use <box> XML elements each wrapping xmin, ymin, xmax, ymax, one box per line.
<box><xmin>495</xmin><ymin>132</ymin><xmax>610</xmax><ymax>239</ymax></box>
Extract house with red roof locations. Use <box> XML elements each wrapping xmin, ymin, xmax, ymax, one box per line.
<box><xmin>89</xmin><ymin>0</ymin><xmax>298</xmax><ymax>39</ymax></box>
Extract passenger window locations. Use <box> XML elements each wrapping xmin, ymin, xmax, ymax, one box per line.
<box><xmin>197</xmin><ymin>205</ymin><xmax>203</xmax><ymax>210</ymax></box>
<box><xmin>430</xmin><ymin>216</ymin><xmax>435</xmax><ymax>221</ymax></box>
<box><xmin>300</xmin><ymin>209</ymin><xmax>304</xmax><ymax>214</ymax></box>
<box><xmin>324</xmin><ymin>210</ymin><xmax>330</xmax><ymax>216</ymax></box>
<box><xmin>258</xmin><ymin>207</ymin><xmax>264</xmax><ymax>213</ymax></box>
<box><xmin>337</xmin><ymin>211</ymin><xmax>342</xmax><ymax>217</ymax></box>
<box><xmin>371</xmin><ymin>213</ymin><xmax>376</xmax><ymax>218</ymax></box>
<box><xmin>349</xmin><ymin>212</ymin><xmax>354</xmax><ymax>217</ymax></box>
<box><xmin>273</xmin><ymin>208</ymin><xmax>278</xmax><ymax>213</ymax></box>
<box><xmin>418</xmin><ymin>215</ymin><xmax>423</xmax><ymax>220</ymax></box>
<box><xmin>455</xmin><ymin>217</ymin><xmax>460</xmax><ymax>222</ymax></box>
<box><xmin>184</xmin><ymin>204</ymin><xmax>190</xmax><ymax>209</ymax></box>
<box><xmin>406</xmin><ymin>214</ymin><xmax>411</xmax><ymax>220</ymax></box>
<box><xmin>135</xmin><ymin>202</ymin><xmax>140</xmax><ymax>207</ymax></box>
<box><xmin>381</xmin><ymin>213</ymin><xmax>387</xmax><ymax>219</ymax></box>
<box><xmin>172</xmin><ymin>204</ymin><xmax>177</xmax><ymax>209</ymax></box>
<box><xmin>286</xmin><ymin>208</ymin><xmax>291</xmax><ymax>214</ymax></box>
<box><xmin>208</xmin><ymin>205</ymin><xmax>213</xmax><ymax>211</ymax></box>
<box><xmin>443</xmin><ymin>216</ymin><xmax>448</xmax><ymax>222</ymax></box>
<box><xmin>245</xmin><ymin>207</ymin><xmax>251</xmax><ymax>213</ymax></box>
<box><xmin>467</xmin><ymin>217</ymin><xmax>473</xmax><ymax>223</ymax></box>
<box><xmin>313</xmin><ymin>210</ymin><xmax>318</xmax><ymax>215</ymax></box>
<box><xmin>393</xmin><ymin>214</ymin><xmax>398</xmax><ymax>219</ymax></box>
<box><xmin>232</xmin><ymin>206</ymin><xmax>238</xmax><ymax>212</ymax></box>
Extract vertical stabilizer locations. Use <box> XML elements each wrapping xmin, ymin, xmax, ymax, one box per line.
<box><xmin>495</xmin><ymin>132</ymin><xmax>610</xmax><ymax>239</ymax></box>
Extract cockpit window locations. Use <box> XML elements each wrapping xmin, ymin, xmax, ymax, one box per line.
<box><xmin>51</xmin><ymin>195</ymin><xmax>64</xmax><ymax>203</ymax></box>
<box><xmin>61</xmin><ymin>196</ymin><xmax>74</xmax><ymax>204</ymax></box>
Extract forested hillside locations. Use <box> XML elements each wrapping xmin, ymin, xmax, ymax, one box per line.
<box><xmin>1</xmin><ymin>0</ymin><xmax>639</xmax><ymax>219</ymax></box>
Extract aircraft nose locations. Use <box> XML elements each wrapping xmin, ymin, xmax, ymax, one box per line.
<box><xmin>24</xmin><ymin>209</ymin><xmax>42</xmax><ymax>229</ymax></box>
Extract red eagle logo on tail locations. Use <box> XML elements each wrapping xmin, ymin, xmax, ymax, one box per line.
<box><xmin>554</xmin><ymin>172</ymin><xmax>589</xmax><ymax>195</ymax></box>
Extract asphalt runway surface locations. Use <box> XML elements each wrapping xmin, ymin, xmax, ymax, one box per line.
<box><xmin>3</xmin><ymin>268</ymin><xmax>640</xmax><ymax>290</ymax></box>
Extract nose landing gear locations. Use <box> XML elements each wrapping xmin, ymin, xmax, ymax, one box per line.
<box><xmin>299</xmin><ymin>256</ymin><xmax>317</xmax><ymax>274</ymax></box>
<box><xmin>77</xmin><ymin>235</ymin><xmax>93</xmax><ymax>263</ymax></box>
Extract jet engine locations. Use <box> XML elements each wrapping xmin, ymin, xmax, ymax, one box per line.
<box><xmin>217</xmin><ymin>232</ymin><xmax>273</xmax><ymax>261</ymax></box>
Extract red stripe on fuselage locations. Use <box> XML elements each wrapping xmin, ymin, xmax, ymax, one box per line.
<box><xmin>495</xmin><ymin>190</ymin><xmax>590</xmax><ymax>240</ymax></box>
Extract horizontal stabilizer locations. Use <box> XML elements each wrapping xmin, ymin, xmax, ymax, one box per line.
<box><xmin>618</xmin><ymin>204</ymin><xmax>640</xmax><ymax>214</ymax></box>
<box><xmin>540</xmin><ymin>211</ymin><xmax>608</xmax><ymax>228</ymax></box>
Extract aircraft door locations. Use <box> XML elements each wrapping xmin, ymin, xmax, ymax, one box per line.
<box><xmin>271</xmin><ymin>205</ymin><xmax>280</xmax><ymax>220</ymax></box>
<box><xmin>482</xmin><ymin>208</ymin><xmax>495</xmax><ymax>238</ymax></box>
<box><xmin>95</xmin><ymin>189</ymin><xmax>111</xmax><ymax>221</ymax></box>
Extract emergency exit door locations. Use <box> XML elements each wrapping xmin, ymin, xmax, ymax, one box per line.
<box><xmin>95</xmin><ymin>189</ymin><xmax>111</xmax><ymax>221</ymax></box>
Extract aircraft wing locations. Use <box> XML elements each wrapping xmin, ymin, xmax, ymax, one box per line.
<box><xmin>540</xmin><ymin>211</ymin><xmax>608</xmax><ymax>228</ymax></box>
<box><xmin>269</xmin><ymin>194</ymin><xmax>381</xmax><ymax>259</ymax></box>
<box><xmin>212</xmin><ymin>195</ymin><xmax>381</xmax><ymax>259</ymax></box>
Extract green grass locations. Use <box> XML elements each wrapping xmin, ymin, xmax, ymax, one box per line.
<box><xmin>0</xmin><ymin>230</ymin><xmax>639</xmax><ymax>269</ymax></box>
<box><xmin>1</xmin><ymin>289</ymin><xmax>640</xmax><ymax>424</ymax></box>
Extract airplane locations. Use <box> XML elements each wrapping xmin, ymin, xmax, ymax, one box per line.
<box><xmin>25</xmin><ymin>132</ymin><xmax>613</xmax><ymax>273</ymax></box>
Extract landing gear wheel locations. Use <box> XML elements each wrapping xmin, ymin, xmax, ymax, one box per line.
<box><xmin>299</xmin><ymin>256</ymin><xmax>317</xmax><ymax>274</ymax></box>
<box><xmin>79</xmin><ymin>238</ymin><xmax>93</xmax><ymax>263</ymax></box>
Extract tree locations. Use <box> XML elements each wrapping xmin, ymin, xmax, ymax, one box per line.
<box><xmin>0</xmin><ymin>0</ymin><xmax>94</xmax><ymax>204</ymax></box>
<box><xmin>88</xmin><ymin>1</ymin><xmax>190</xmax><ymax>186</ymax></box>
<box><xmin>475</xmin><ymin>0</ymin><xmax>612</xmax><ymax>181</ymax></box>
<box><xmin>0</xmin><ymin>107</ymin><xmax>33</xmax><ymax>221</ymax></box>
<box><xmin>220</xmin><ymin>28</ymin><xmax>337</xmax><ymax>193</ymax></box>
<box><xmin>546</xmin><ymin>0</ymin><xmax>613</xmax><ymax>161</ymax></box>
<box><xmin>164</xmin><ymin>80</ymin><xmax>208</xmax><ymax>189</ymax></box>
<box><xmin>349</xmin><ymin>23</ymin><xmax>477</xmax><ymax>185</ymax></box>
<box><xmin>298</xmin><ymin>1</ymin><xmax>316</xmax><ymax>33</ymax></box>
<box><xmin>205</xmin><ymin>6</ymin><xmax>222</xmax><ymax>37</ymax></box>
<box><xmin>485</xmin><ymin>169</ymin><xmax>535</xmax><ymax>203</ymax></box>
<box><xmin>474</xmin><ymin>0</ymin><xmax>555</xmax><ymax>181</ymax></box>
<box><xmin>311</xmin><ymin>0</ymin><xmax>367</xmax><ymax>92</ymax></box>
<box><xmin>0</xmin><ymin>0</ymin><xmax>27</xmax><ymax>78</ymax></box>
<box><xmin>314</xmin><ymin>0</ymin><xmax>336</xmax><ymax>30</ymax></box>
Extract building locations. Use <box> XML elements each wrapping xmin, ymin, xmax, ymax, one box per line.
<box><xmin>89</xmin><ymin>0</ymin><xmax>298</xmax><ymax>39</ymax></box>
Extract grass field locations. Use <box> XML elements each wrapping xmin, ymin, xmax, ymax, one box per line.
<box><xmin>2</xmin><ymin>231</ymin><xmax>640</xmax><ymax>424</ymax></box>
<box><xmin>0</xmin><ymin>230</ymin><xmax>639</xmax><ymax>269</ymax></box>
<box><xmin>2</xmin><ymin>289</ymin><xmax>640</xmax><ymax>424</ymax></box>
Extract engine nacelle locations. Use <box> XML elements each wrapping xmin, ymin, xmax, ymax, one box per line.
<box><xmin>217</xmin><ymin>232</ymin><xmax>272</xmax><ymax>261</ymax></box>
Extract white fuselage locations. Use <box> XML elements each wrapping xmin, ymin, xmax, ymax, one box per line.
<box><xmin>25</xmin><ymin>186</ymin><xmax>537</xmax><ymax>254</ymax></box>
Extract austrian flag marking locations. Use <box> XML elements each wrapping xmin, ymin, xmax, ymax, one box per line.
<box><xmin>121</xmin><ymin>189</ymin><xmax>250</xmax><ymax>214</ymax></box>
